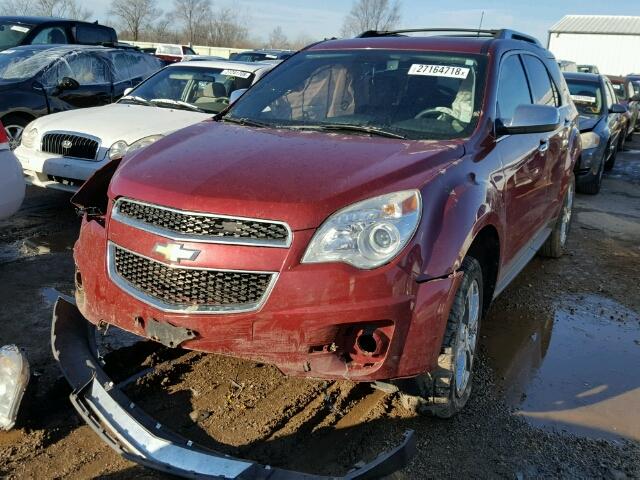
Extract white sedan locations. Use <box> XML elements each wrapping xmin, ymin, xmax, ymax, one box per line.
<box><xmin>16</xmin><ymin>60</ymin><xmax>273</xmax><ymax>193</ymax></box>
<box><xmin>0</xmin><ymin>121</ymin><xmax>25</xmax><ymax>219</ymax></box>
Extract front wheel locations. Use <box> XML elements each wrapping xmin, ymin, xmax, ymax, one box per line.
<box><xmin>2</xmin><ymin>114</ymin><xmax>29</xmax><ymax>150</ymax></box>
<box><xmin>421</xmin><ymin>256</ymin><xmax>484</xmax><ymax>418</ymax></box>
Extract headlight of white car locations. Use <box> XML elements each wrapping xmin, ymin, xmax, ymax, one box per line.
<box><xmin>108</xmin><ymin>135</ymin><xmax>163</xmax><ymax>160</ymax></box>
<box><xmin>302</xmin><ymin>190</ymin><xmax>422</xmax><ymax>269</ymax></box>
<box><xmin>580</xmin><ymin>131</ymin><xmax>600</xmax><ymax>150</ymax></box>
<box><xmin>20</xmin><ymin>125</ymin><xmax>38</xmax><ymax>149</ymax></box>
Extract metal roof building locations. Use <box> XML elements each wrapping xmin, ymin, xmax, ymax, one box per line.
<box><xmin>548</xmin><ymin>15</ymin><xmax>640</xmax><ymax>75</ymax></box>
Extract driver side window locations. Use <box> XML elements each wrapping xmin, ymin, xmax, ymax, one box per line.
<box><xmin>497</xmin><ymin>55</ymin><xmax>532</xmax><ymax>125</ymax></box>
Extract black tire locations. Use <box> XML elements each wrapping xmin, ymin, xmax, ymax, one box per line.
<box><xmin>604</xmin><ymin>140</ymin><xmax>618</xmax><ymax>171</ymax></box>
<box><xmin>540</xmin><ymin>175</ymin><xmax>575</xmax><ymax>258</ymax></box>
<box><xmin>423</xmin><ymin>256</ymin><xmax>484</xmax><ymax>418</ymax></box>
<box><xmin>577</xmin><ymin>153</ymin><xmax>604</xmax><ymax>195</ymax></box>
<box><xmin>1</xmin><ymin>114</ymin><xmax>30</xmax><ymax>149</ymax></box>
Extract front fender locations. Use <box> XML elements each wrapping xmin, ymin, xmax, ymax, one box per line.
<box><xmin>416</xmin><ymin>153</ymin><xmax>504</xmax><ymax>280</ymax></box>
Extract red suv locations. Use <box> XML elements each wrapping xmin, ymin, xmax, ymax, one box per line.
<box><xmin>66</xmin><ymin>28</ymin><xmax>580</xmax><ymax>418</ymax></box>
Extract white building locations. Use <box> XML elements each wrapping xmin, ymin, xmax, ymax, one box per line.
<box><xmin>548</xmin><ymin>15</ymin><xmax>640</xmax><ymax>76</ymax></box>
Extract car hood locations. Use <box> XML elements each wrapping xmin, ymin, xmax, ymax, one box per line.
<box><xmin>31</xmin><ymin>104</ymin><xmax>211</xmax><ymax>146</ymax></box>
<box><xmin>578</xmin><ymin>115</ymin><xmax>601</xmax><ymax>132</ymax></box>
<box><xmin>110</xmin><ymin>121</ymin><xmax>465</xmax><ymax>230</ymax></box>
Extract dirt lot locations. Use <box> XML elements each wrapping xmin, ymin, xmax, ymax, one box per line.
<box><xmin>0</xmin><ymin>138</ymin><xmax>639</xmax><ymax>479</ymax></box>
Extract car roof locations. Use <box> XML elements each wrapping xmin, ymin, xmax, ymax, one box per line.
<box><xmin>4</xmin><ymin>44</ymin><xmax>128</xmax><ymax>55</ymax></box>
<box><xmin>563</xmin><ymin>72</ymin><xmax>602</xmax><ymax>83</ymax></box>
<box><xmin>239</xmin><ymin>49</ymin><xmax>293</xmax><ymax>54</ymax></box>
<box><xmin>167</xmin><ymin>59</ymin><xmax>271</xmax><ymax>73</ymax></box>
<box><xmin>607</xmin><ymin>75</ymin><xmax>625</xmax><ymax>84</ymax></box>
<box><xmin>309</xmin><ymin>36</ymin><xmax>494</xmax><ymax>55</ymax></box>
<box><xmin>0</xmin><ymin>16</ymin><xmax>102</xmax><ymax>26</ymax></box>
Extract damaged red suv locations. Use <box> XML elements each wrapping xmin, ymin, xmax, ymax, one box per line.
<box><xmin>68</xmin><ymin>29</ymin><xmax>580</xmax><ymax>418</ymax></box>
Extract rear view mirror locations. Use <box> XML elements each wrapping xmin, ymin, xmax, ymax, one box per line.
<box><xmin>58</xmin><ymin>77</ymin><xmax>79</xmax><ymax>91</ymax></box>
<box><xmin>610</xmin><ymin>103</ymin><xmax>627</xmax><ymax>114</ymax></box>
<box><xmin>497</xmin><ymin>104</ymin><xmax>561</xmax><ymax>135</ymax></box>
<box><xmin>229</xmin><ymin>88</ymin><xmax>248</xmax><ymax>105</ymax></box>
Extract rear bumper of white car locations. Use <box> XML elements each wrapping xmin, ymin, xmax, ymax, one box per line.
<box><xmin>0</xmin><ymin>147</ymin><xmax>26</xmax><ymax>219</ymax></box>
<box><xmin>16</xmin><ymin>146</ymin><xmax>107</xmax><ymax>193</ymax></box>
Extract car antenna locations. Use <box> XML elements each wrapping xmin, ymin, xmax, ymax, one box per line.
<box><xmin>477</xmin><ymin>11</ymin><xmax>485</xmax><ymax>37</ymax></box>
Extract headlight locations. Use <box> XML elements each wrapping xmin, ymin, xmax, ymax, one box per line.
<box><xmin>580</xmin><ymin>131</ymin><xmax>600</xmax><ymax>150</ymax></box>
<box><xmin>0</xmin><ymin>345</ymin><xmax>29</xmax><ymax>431</ymax></box>
<box><xmin>302</xmin><ymin>190</ymin><xmax>422</xmax><ymax>269</ymax></box>
<box><xmin>108</xmin><ymin>135</ymin><xmax>164</xmax><ymax>161</ymax></box>
<box><xmin>108</xmin><ymin>140</ymin><xmax>128</xmax><ymax>160</ymax></box>
<box><xmin>126</xmin><ymin>134</ymin><xmax>164</xmax><ymax>154</ymax></box>
<box><xmin>20</xmin><ymin>125</ymin><xmax>38</xmax><ymax>149</ymax></box>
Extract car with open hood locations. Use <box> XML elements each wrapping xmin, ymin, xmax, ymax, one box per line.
<box><xmin>16</xmin><ymin>60</ymin><xmax>273</xmax><ymax>192</ymax></box>
<box><xmin>564</xmin><ymin>72</ymin><xmax>626</xmax><ymax>194</ymax></box>
<box><xmin>0</xmin><ymin>44</ymin><xmax>161</xmax><ymax>147</ymax></box>
<box><xmin>63</xmin><ymin>28</ymin><xmax>579</xmax><ymax>458</ymax></box>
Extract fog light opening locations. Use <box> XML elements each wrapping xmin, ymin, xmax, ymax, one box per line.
<box><xmin>356</xmin><ymin>333</ymin><xmax>379</xmax><ymax>355</ymax></box>
<box><xmin>74</xmin><ymin>269</ymin><xmax>83</xmax><ymax>290</ymax></box>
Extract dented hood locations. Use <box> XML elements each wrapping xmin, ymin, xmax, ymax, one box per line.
<box><xmin>110</xmin><ymin>121</ymin><xmax>464</xmax><ymax>230</ymax></box>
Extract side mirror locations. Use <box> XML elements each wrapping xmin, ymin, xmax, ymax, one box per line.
<box><xmin>229</xmin><ymin>88</ymin><xmax>248</xmax><ymax>105</ymax></box>
<box><xmin>497</xmin><ymin>104</ymin><xmax>561</xmax><ymax>135</ymax></box>
<box><xmin>123</xmin><ymin>87</ymin><xmax>133</xmax><ymax>97</ymax></box>
<box><xmin>58</xmin><ymin>76</ymin><xmax>79</xmax><ymax>91</ymax></box>
<box><xmin>610</xmin><ymin>103</ymin><xmax>627</xmax><ymax>114</ymax></box>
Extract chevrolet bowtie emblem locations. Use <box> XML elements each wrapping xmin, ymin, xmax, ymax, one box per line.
<box><xmin>153</xmin><ymin>242</ymin><xmax>200</xmax><ymax>263</ymax></box>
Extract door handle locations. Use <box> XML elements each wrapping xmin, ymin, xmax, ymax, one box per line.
<box><xmin>538</xmin><ymin>140</ymin><xmax>549</xmax><ymax>153</ymax></box>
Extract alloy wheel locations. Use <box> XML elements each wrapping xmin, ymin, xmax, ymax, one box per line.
<box><xmin>454</xmin><ymin>279</ymin><xmax>480</xmax><ymax>397</ymax></box>
<box><xmin>4</xmin><ymin>125</ymin><xmax>24</xmax><ymax>150</ymax></box>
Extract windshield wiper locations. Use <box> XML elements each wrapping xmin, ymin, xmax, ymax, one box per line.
<box><xmin>150</xmin><ymin>98</ymin><xmax>204</xmax><ymax>112</ymax></box>
<box><xmin>119</xmin><ymin>95</ymin><xmax>153</xmax><ymax>106</ymax></box>
<box><xmin>288</xmin><ymin>123</ymin><xmax>407</xmax><ymax>139</ymax></box>
<box><xmin>219</xmin><ymin>117</ymin><xmax>272</xmax><ymax>128</ymax></box>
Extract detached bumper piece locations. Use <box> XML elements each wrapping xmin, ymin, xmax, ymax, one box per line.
<box><xmin>51</xmin><ymin>298</ymin><xmax>416</xmax><ymax>480</ymax></box>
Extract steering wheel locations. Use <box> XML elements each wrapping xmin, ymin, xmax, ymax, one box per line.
<box><xmin>415</xmin><ymin>108</ymin><xmax>457</xmax><ymax>121</ymax></box>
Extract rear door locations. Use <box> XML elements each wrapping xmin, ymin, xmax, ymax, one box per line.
<box><xmin>44</xmin><ymin>52</ymin><xmax>112</xmax><ymax>111</ymax></box>
<box><xmin>495</xmin><ymin>53</ymin><xmax>550</xmax><ymax>262</ymax></box>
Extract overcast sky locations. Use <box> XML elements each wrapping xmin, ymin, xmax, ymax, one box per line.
<box><xmin>88</xmin><ymin>0</ymin><xmax>640</xmax><ymax>45</ymax></box>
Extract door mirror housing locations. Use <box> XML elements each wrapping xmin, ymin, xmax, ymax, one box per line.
<box><xmin>58</xmin><ymin>76</ymin><xmax>80</xmax><ymax>91</ymax></box>
<box><xmin>123</xmin><ymin>87</ymin><xmax>133</xmax><ymax>97</ymax></box>
<box><xmin>609</xmin><ymin>103</ymin><xmax>627</xmax><ymax>114</ymax></box>
<box><xmin>497</xmin><ymin>104</ymin><xmax>561</xmax><ymax>135</ymax></box>
<box><xmin>229</xmin><ymin>88</ymin><xmax>248</xmax><ymax>105</ymax></box>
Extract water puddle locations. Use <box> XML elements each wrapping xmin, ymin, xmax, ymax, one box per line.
<box><xmin>0</xmin><ymin>229</ymin><xmax>76</xmax><ymax>264</ymax></box>
<box><xmin>483</xmin><ymin>294</ymin><xmax>640</xmax><ymax>442</ymax></box>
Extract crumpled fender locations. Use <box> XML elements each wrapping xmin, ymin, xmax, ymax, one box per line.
<box><xmin>51</xmin><ymin>297</ymin><xmax>416</xmax><ymax>480</ymax></box>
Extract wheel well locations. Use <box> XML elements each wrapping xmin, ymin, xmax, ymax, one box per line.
<box><xmin>1</xmin><ymin>112</ymin><xmax>35</xmax><ymax>126</ymax></box>
<box><xmin>466</xmin><ymin>226</ymin><xmax>500</xmax><ymax>313</ymax></box>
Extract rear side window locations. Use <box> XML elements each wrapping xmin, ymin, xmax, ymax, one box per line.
<box><xmin>523</xmin><ymin>55</ymin><xmax>558</xmax><ymax>107</ymax></box>
<box><xmin>497</xmin><ymin>55</ymin><xmax>532</xmax><ymax>124</ymax></box>
<box><xmin>74</xmin><ymin>24</ymin><xmax>115</xmax><ymax>45</ymax></box>
<box><xmin>112</xmin><ymin>52</ymin><xmax>160</xmax><ymax>82</ymax></box>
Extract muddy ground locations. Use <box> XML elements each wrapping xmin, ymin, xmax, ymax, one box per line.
<box><xmin>1</xmin><ymin>139</ymin><xmax>639</xmax><ymax>479</ymax></box>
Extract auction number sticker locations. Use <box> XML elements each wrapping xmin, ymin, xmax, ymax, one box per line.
<box><xmin>571</xmin><ymin>95</ymin><xmax>597</xmax><ymax>104</ymax></box>
<box><xmin>221</xmin><ymin>69</ymin><xmax>251</xmax><ymax>79</ymax></box>
<box><xmin>409</xmin><ymin>64</ymin><xmax>470</xmax><ymax>79</ymax></box>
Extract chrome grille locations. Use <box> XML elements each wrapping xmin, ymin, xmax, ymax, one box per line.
<box><xmin>108</xmin><ymin>243</ymin><xmax>276</xmax><ymax>313</ymax></box>
<box><xmin>41</xmin><ymin>133</ymin><xmax>99</xmax><ymax>160</ymax></box>
<box><xmin>112</xmin><ymin>198</ymin><xmax>291</xmax><ymax>248</ymax></box>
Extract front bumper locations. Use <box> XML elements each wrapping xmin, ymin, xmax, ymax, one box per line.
<box><xmin>15</xmin><ymin>146</ymin><xmax>108</xmax><ymax>192</ymax></box>
<box><xmin>75</xmin><ymin>216</ymin><xmax>461</xmax><ymax>382</ymax></box>
<box><xmin>52</xmin><ymin>297</ymin><xmax>416</xmax><ymax>479</ymax></box>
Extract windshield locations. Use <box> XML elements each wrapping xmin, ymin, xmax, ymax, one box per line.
<box><xmin>566</xmin><ymin>80</ymin><xmax>603</xmax><ymax>116</ymax></box>
<box><xmin>0</xmin><ymin>23</ymin><xmax>31</xmax><ymax>50</ymax></box>
<box><xmin>226</xmin><ymin>49</ymin><xmax>487</xmax><ymax>140</ymax></box>
<box><xmin>120</xmin><ymin>65</ymin><xmax>255</xmax><ymax>113</ymax></box>
<box><xmin>0</xmin><ymin>48</ymin><xmax>60</xmax><ymax>82</ymax></box>
<box><xmin>234</xmin><ymin>52</ymin><xmax>275</xmax><ymax>62</ymax></box>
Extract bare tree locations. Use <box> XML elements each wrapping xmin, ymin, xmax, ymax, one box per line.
<box><xmin>266</xmin><ymin>26</ymin><xmax>289</xmax><ymax>49</ymax></box>
<box><xmin>110</xmin><ymin>0</ymin><xmax>159</xmax><ymax>41</ymax></box>
<box><xmin>0</xmin><ymin>0</ymin><xmax>91</xmax><ymax>19</ymax></box>
<box><xmin>207</xmin><ymin>7</ymin><xmax>250</xmax><ymax>48</ymax></box>
<box><xmin>172</xmin><ymin>0</ymin><xmax>211</xmax><ymax>45</ymax></box>
<box><xmin>289</xmin><ymin>33</ymin><xmax>317</xmax><ymax>51</ymax></box>
<box><xmin>340</xmin><ymin>0</ymin><xmax>401</xmax><ymax>37</ymax></box>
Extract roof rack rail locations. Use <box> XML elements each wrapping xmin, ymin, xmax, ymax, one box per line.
<box><xmin>357</xmin><ymin>28</ymin><xmax>542</xmax><ymax>47</ymax></box>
